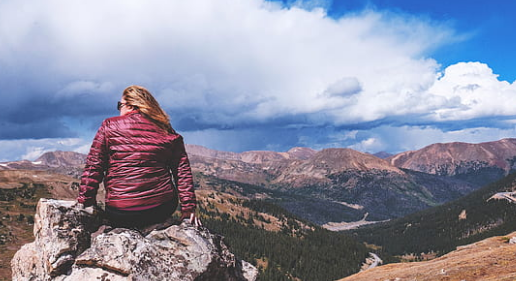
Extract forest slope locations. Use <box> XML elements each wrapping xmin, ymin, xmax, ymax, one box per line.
<box><xmin>350</xmin><ymin>171</ymin><xmax>516</xmax><ymax>257</ymax></box>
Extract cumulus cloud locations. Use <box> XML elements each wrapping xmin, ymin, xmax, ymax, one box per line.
<box><xmin>0</xmin><ymin>0</ymin><xmax>515</xmax><ymax>160</ymax></box>
<box><xmin>0</xmin><ymin>0</ymin><xmax>454</xmax><ymax>126</ymax></box>
<box><xmin>427</xmin><ymin>62</ymin><xmax>516</xmax><ymax>121</ymax></box>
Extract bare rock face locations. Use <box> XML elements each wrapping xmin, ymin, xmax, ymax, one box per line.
<box><xmin>11</xmin><ymin>199</ymin><xmax>258</xmax><ymax>281</ymax></box>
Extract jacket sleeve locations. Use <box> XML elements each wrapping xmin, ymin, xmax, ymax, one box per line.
<box><xmin>170</xmin><ymin>136</ymin><xmax>197</xmax><ymax>213</ymax></box>
<box><xmin>77</xmin><ymin>120</ymin><xmax>109</xmax><ymax>207</ymax></box>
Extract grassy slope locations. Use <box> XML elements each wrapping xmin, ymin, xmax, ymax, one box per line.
<box><xmin>0</xmin><ymin>183</ymin><xmax>51</xmax><ymax>280</ymax></box>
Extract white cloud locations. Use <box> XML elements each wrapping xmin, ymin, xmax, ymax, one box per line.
<box><xmin>1</xmin><ymin>0</ymin><xmax>516</xmax><ymax>160</ymax></box>
<box><xmin>428</xmin><ymin>62</ymin><xmax>516</xmax><ymax>121</ymax></box>
<box><xmin>348</xmin><ymin>137</ymin><xmax>384</xmax><ymax>153</ymax></box>
<box><xmin>74</xmin><ymin>144</ymin><xmax>92</xmax><ymax>155</ymax></box>
<box><xmin>0</xmin><ymin>0</ymin><xmax>456</xmax><ymax>123</ymax></box>
<box><xmin>346</xmin><ymin>125</ymin><xmax>516</xmax><ymax>154</ymax></box>
<box><xmin>22</xmin><ymin>147</ymin><xmax>48</xmax><ymax>161</ymax></box>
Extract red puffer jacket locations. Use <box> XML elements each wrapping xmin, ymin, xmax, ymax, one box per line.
<box><xmin>77</xmin><ymin>112</ymin><xmax>196</xmax><ymax>213</ymax></box>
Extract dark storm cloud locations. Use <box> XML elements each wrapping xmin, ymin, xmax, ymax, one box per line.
<box><xmin>0</xmin><ymin>77</ymin><xmax>116</xmax><ymax>139</ymax></box>
<box><xmin>0</xmin><ymin>117</ymin><xmax>75</xmax><ymax>139</ymax></box>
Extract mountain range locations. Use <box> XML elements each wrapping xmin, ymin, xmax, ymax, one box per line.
<box><xmin>4</xmin><ymin>138</ymin><xmax>516</xmax><ymax>280</ymax></box>
<box><xmin>3</xmin><ymin>138</ymin><xmax>516</xmax><ymax>225</ymax></box>
<box><xmin>186</xmin><ymin>139</ymin><xmax>516</xmax><ymax>223</ymax></box>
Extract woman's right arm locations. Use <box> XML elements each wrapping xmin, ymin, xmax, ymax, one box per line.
<box><xmin>77</xmin><ymin>121</ymin><xmax>109</xmax><ymax>207</ymax></box>
<box><xmin>170</xmin><ymin>136</ymin><xmax>197</xmax><ymax>214</ymax></box>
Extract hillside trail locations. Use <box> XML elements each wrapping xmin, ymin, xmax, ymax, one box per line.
<box><xmin>339</xmin><ymin>231</ymin><xmax>516</xmax><ymax>281</ymax></box>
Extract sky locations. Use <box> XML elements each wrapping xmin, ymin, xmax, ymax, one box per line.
<box><xmin>1</xmin><ymin>0</ymin><xmax>516</xmax><ymax>161</ymax></box>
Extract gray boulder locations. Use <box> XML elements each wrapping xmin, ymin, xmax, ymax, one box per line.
<box><xmin>11</xmin><ymin>199</ymin><xmax>258</xmax><ymax>281</ymax></box>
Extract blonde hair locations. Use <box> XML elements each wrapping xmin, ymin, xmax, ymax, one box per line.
<box><xmin>122</xmin><ymin>85</ymin><xmax>175</xmax><ymax>133</ymax></box>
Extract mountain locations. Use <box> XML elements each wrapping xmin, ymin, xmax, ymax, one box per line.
<box><xmin>15</xmin><ymin>146</ymin><xmax>483</xmax><ymax>222</ymax></box>
<box><xmin>389</xmin><ymin>138</ymin><xmax>516</xmax><ymax>186</ymax></box>
<box><xmin>3</xmin><ymin>141</ymin><xmax>511</xmax><ymax>223</ymax></box>
<box><xmin>272</xmin><ymin>148</ymin><xmax>403</xmax><ymax>187</ymax></box>
<box><xmin>186</xmin><ymin>144</ymin><xmax>317</xmax><ymax>163</ymax></box>
<box><xmin>188</xmin><ymin>146</ymin><xmax>480</xmax><ymax>222</ymax></box>
<box><xmin>186</xmin><ymin>145</ymin><xmax>317</xmax><ymax>185</ymax></box>
<box><xmin>35</xmin><ymin>150</ymin><xmax>86</xmax><ymax>167</ymax></box>
<box><xmin>0</xmin><ymin>151</ymin><xmax>86</xmax><ymax>179</ymax></box>
<box><xmin>372</xmin><ymin>151</ymin><xmax>393</xmax><ymax>159</ymax></box>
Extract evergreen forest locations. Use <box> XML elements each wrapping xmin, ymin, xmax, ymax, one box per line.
<box><xmin>199</xmin><ymin>196</ymin><xmax>371</xmax><ymax>281</ymax></box>
<box><xmin>350</xmin><ymin>172</ymin><xmax>516</xmax><ymax>259</ymax></box>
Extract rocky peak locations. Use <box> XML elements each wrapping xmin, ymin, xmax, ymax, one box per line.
<box><xmin>271</xmin><ymin>148</ymin><xmax>404</xmax><ymax>187</ymax></box>
<box><xmin>11</xmin><ymin>199</ymin><xmax>258</xmax><ymax>281</ymax></box>
<box><xmin>389</xmin><ymin>138</ymin><xmax>516</xmax><ymax>175</ymax></box>
<box><xmin>286</xmin><ymin>147</ymin><xmax>317</xmax><ymax>160</ymax></box>
<box><xmin>372</xmin><ymin>151</ymin><xmax>393</xmax><ymax>159</ymax></box>
<box><xmin>309</xmin><ymin>148</ymin><xmax>402</xmax><ymax>174</ymax></box>
<box><xmin>186</xmin><ymin>144</ymin><xmax>316</xmax><ymax>164</ymax></box>
<box><xmin>36</xmin><ymin>151</ymin><xmax>87</xmax><ymax>167</ymax></box>
<box><xmin>186</xmin><ymin>144</ymin><xmax>241</xmax><ymax>161</ymax></box>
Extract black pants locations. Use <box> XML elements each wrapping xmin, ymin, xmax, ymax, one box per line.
<box><xmin>105</xmin><ymin>200</ymin><xmax>178</xmax><ymax>228</ymax></box>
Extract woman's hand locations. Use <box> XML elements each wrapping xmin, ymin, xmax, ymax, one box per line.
<box><xmin>73</xmin><ymin>201</ymin><xmax>96</xmax><ymax>215</ymax></box>
<box><xmin>181</xmin><ymin>212</ymin><xmax>202</xmax><ymax>228</ymax></box>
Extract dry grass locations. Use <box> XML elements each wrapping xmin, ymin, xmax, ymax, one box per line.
<box><xmin>0</xmin><ymin>183</ymin><xmax>53</xmax><ymax>280</ymax></box>
<box><xmin>339</xmin><ymin>231</ymin><xmax>516</xmax><ymax>281</ymax></box>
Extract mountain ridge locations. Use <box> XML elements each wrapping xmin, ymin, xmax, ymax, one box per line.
<box><xmin>4</xmin><ymin>139</ymin><xmax>516</xmax><ymax>221</ymax></box>
<box><xmin>389</xmin><ymin>138</ymin><xmax>516</xmax><ymax>176</ymax></box>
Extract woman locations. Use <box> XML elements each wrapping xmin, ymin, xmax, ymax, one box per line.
<box><xmin>77</xmin><ymin>85</ymin><xmax>201</xmax><ymax>228</ymax></box>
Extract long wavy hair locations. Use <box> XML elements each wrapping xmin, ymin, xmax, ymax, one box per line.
<box><xmin>122</xmin><ymin>85</ymin><xmax>175</xmax><ymax>134</ymax></box>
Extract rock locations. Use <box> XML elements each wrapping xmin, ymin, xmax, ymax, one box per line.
<box><xmin>11</xmin><ymin>198</ymin><xmax>258</xmax><ymax>281</ymax></box>
<box><xmin>11</xmin><ymin>199</ymin><xmax>102</xmax><ymax>279</ymax></box>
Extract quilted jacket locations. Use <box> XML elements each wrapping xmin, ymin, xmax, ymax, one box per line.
<box><xmin>77</xmin><ymin>112</ymin><xmax>196</xmax><ymax>213</ymax></box>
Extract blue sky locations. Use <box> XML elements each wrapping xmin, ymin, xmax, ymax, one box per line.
<box><xmin>1</xmin><ymin>0</ymin><xmax>516</xmax><ymax>161</ymax></box>
<box><xmin>326</xmin><ymin>0</ymin><xmax>516</xmax><ymax>81</ymax></box>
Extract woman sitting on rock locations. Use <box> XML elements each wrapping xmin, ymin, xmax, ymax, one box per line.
<box><xmin>77</xmin><ymin>85</ymin><xmax>201</xmax><ymax>228</ymax></box>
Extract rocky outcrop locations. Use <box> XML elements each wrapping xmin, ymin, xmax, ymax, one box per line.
<box><xmin>11</xmin><ymin>199</ymin><xmax>258</xmax><ymax>281</ymax></box>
